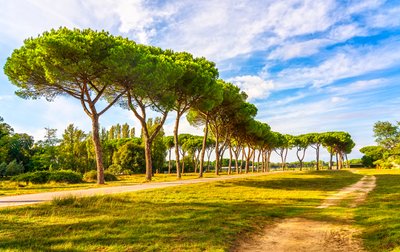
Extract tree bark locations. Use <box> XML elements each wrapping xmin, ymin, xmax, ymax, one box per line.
<box><xmin>251</xmin><ymin>148</ymin><xmax>256</xmax><ymax>173</ymax></box>
<box><xmin>266</xmin><ymin>150</ymin><xmax>272</xmax><ymax>172</ymax></box>
<box><xmin>257</xmin><ymin>150</ymin><xmax>261</xmax><ymax>172</ymax></box>
<box><xmin>198</xmin><ymin>118</ymin><xmax>209</xmax><ymax>178</ymax></box>
<box><xmin>215</xmin><ymin>143</ymin><xmax>220</xmax><ymax>175</ymax></box>
<box><xmin>144</xmin><ymin>136</ymin><xmax>152</xmax><ymax>181</ymax></box>
<box><xmin>174</xmin><ymin>113</ymin><xmax>181</xmax><ymax>179</ymax></box>
<box><xmin>228</xmin><ymin>144</ymin><xmax>232</xmax><ymax>175</ymax></box>
<box><xmin>91</xmin><ymin>115</ymin><xmax>105</xmax><ymax>184</ymax></box>
<box><xmin>335</xmin><ymin>152</ymin><xmax>339</xmax><ymax>170</ymax></box>
<box><xmin>168</xmin><ymin>148</ymin><xmax>171</xmax><ymax>174</ymax></box>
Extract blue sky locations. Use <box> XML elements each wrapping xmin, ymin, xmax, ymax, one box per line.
<box><xmin>0</xmin><ymin>0</ymin><xmax>399</xmax><ymax>162</ymax></box>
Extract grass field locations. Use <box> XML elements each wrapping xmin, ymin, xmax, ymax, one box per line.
<box><xmin>0</xmin><ymin>170</ymin><xmax>363</xmax><ymax>251</ymax></box>
<box><xmin>354</xmin><ymin>169</ymin><xmax>400</xmax><ymax>252</ymax></box>
<box><xmin>0</xmin><ymin>172</ymin><xmax>223</xmax><ymax>197</ymax></box>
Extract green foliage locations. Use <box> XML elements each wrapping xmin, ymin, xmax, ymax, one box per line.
<box><xmin>11</xmin><ymin>171</ymin><xmax>50</xmax><ymax>184</ymax></box>
<box><xmin>360</xmin><ymin>146</ymin><xmax>385</xmax><ymax>167</ymax></box>
<box><xmin>373</xmin><ymin>121</ymin><xmax>400</xmax><ymax>149</ymax></box>
<box><xmin>48</xmin><ymin>170</ymin><xmax>82</xmax><ymax>184</ymax></box>
<box><xmin>83</xmin><ymin>170</ymin><xmax>118</xmax><ymax>182</ymax></box>
<box><xmin>0</xmin><ymin>162</ymin><xmax>7</xmax><ymax>177</ymax></box>
<box><xmin>112</xmin><ymin>141</ymin><xmax>145</xmax><ymax>173</ymax></box>
<box><xmin>106</xmin><ymin>164</ymin><xmax>132</xmax><ymax>175</ymax></box>
<box><xmin>5</xmin><ymin>160</ymin><xmax>24</xmax><ymax>176</ymax></box>
<box><xmin>82</xmin><ymin>170</ymin><xmax>97</xmax><ymax>182</ymax></box>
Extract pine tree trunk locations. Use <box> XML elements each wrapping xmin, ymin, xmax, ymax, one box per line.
<box><xmin>144</xmin><ymin>136</ymin><xmax>152</xmax><ymax>181</ymax></box>
<box><xmin>91</xmin><ymin>115</ymin><xmax>105</xmax><ymax>184</ymax></box>
<box><xmin>168</xmin><ymin>149</ymin><xmax>171</xmax><ymax>174</ymax></box>
<box><xmin>199</xmin><ymin>118</ymin><xmax>209</xmax><ymax>178</ymax></box>
<box><xmin>174</xmin><ymin>114</ymin><xmax>181</xmax><ymax>179</ymax></box>
<box><xmin>228</xmin><ymin>145</ymin><xmax>232</xmax><ymax>175</ymax></box>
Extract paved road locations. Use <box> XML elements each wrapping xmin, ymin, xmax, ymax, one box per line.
<box><xmin>0</xmin><ymin>173</ymin><xmax>267</xmax><ymax>208</ymax></box>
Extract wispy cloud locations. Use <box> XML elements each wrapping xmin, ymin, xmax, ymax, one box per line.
<box><xmin>267</xmin><ymin>38</ymin><xmax>400</xmax><ymax>90</ymax></box>
<box><xmin>228</xmin><ymin>75</ymin><xmax>274</xmax><ymax>101</ymax></box>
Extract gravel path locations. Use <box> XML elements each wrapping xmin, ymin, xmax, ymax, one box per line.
<box><xmin>0</xmin><ymin>173</ymin><xmax>264</xmax><ymax>208</ymax></box>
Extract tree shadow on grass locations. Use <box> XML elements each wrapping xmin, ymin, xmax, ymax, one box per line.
<box><xmin>230</xmin><ymin>170</ymin><xmax>362</xmax><ymax>191</ymax></box>
<box><xmin>0</xmin><ymin>198</ymin><xmax>311</xmax><ymax>251</ymax></box>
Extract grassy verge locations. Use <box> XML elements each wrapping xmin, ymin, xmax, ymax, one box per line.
<box><xmin>0</xmin><ymin>172</ymin><xmax>228</xmax><ymax>197</ymax></box>
<box><xmin>0</xmin><ymin>170</ymin><xmax>361</xmax><ymax>251</ymax></box>
<box><xmin>354</xmin><ymin>169</ymin><xmax>400</xmax><ymax>252</ymax></box>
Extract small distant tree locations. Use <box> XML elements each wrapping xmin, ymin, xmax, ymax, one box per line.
<box><xmin>163</xmin><ymin>136</ymin><xmax>175</xmax><ymax>174</ymax></box>
<box><xmin>292</xmin><ymin>134</ymin><xmax>310</xmax><ymax>171</ymax></box>
<box><xmin>360</xmin><ymin>146</ymin><xmax>384</xmax><ymax>167</ymax></box>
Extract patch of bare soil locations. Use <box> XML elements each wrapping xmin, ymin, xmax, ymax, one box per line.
<box><xmin>234</xmin><ymin>175</ymin><xmax>376</xmax><ymax>252</ymax></box>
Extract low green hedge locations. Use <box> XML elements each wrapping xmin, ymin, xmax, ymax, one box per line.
<box><xmin>11</xmin><ymin>170</ymin><xmax>82</xmax><ymax>184</ymax></box>
<box><xmin>83</xmin><ymin>170</ymin><xmax>118</xmax><ymax>182</ymax></box>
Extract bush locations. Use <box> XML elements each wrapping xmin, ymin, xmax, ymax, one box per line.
<box><xmin>83</xmin><ymin>170</ymin><xmax>97</xmax><ymax>182</ymax></box>
<box><xmin>107</xmin><ymin>164</ymin><xmax>132</xmax><ymax>175</ymax></box>
<box><xmin>0</xmin><ymin>162</ymin><xmax>7</xmax><ymax>177</ymax></box>
<box><xmin>11</xmin><ymin>171</ymin><xmax>50</xmax><ymax>184</ymax></box>
<box><xmin>5</xmin><ymin>160</ymin><xmax>24</xmax><ymax>176</ymax></box>
<box><xmin>48</xmin><ymin>170</ymin><xmax>82</xmax><ymax>184</ymax></box>
<box><xmin>83</xmin><ymin>170</ymin><xmax>118</xmax><ymax>182</ymax></box>
<box><xmin>105</xmin><ymin>172</ymin><xmax>118</xmax><ymax>181</ymax></box>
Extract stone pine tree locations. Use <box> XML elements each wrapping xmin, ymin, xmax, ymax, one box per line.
<box><xmin>4</xmin><ymin>28</ymin><xmax>137</xmax><ymax>184</ymax></box>
<box><xmin>113</xmin><ymin>44</ymin><xmax>180</xmax><ymax>181</ymax></box>
<box><xmin>170</xmin><ymin>52</ymin><xmax>219</xmax><ymax>179</ymax></box>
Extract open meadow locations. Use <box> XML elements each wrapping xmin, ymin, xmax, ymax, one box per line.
<box><xmin>1</xmin><ymin>169</ymin><xmax>398</xmax><ymax>251</ymax></box>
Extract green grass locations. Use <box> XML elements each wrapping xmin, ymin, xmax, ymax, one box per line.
<box><xmin>354</xmin><ymin>169</ymin><xmax>400</xmax><ymax>252</ymax></box>
<box><xmin>0</xmin><ymin>170</ymin><xmax>362</xmax><ymax>251</ymax></box>
<box><xmin>0</xmin><ymin>172</ymin><xmax>226</xmax><ymax>197</ymax></box>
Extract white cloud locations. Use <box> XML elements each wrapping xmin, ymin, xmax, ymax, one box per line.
<box><xmin>269</xmin><ymin>39</ymin><xmax>400</xmax><ymax>89</ymax></box>
<box><xmin>158</xmin><ymin>0</ymin><xmax>338</xmax><ymax>61</ymax></box>
<box><xmin>346</xmin><ymin>0</ymin><xmax>385</xmax><ymax>15</ymax></box>
<box><xmin>84</xmin><ymin>0</ymin><xmax>180</xmax><ymax>44</ymax></box>
<box><xmin>328</xmin><ymin>24</ymin><xmax>365</xmax><ymax>41</ymax></box>
<box><xmin>328</xmin><ymin>79</ymin><xmax>386</xmax><ymax>96</ymax></box>
<box><xmin>331</xmin><ymin>96</ymin><xmax>347</xmax><ymax>103</ymax></box>
<box><xmin>228</xmin><ymin>75</ymin><xmax>274</xmax><ymax>101</ymax></box>
<box><xmin>268</xmin><ymin>24</ymin><xmax>365</xmax><ymax>61</ymax></box>
<box><xmin>367</xmin><ymin>7</ymin><xmax>400</xmax><ymax>28</ymax></box>
<box><xmin>0</xmin><ymin>0</ymin><xmax>87</xmax><ymax>45</ymax></box>
<box><xmin>268</xmin><ymin>39</ymin><xmax>331</xmax><ymax>60</ymax></box>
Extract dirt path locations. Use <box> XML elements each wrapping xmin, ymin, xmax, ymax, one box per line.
<box><xmin>0</xmin><ymin>173</ymin><xmax>266</xmax><ymax>208</ymax></box>
<box><xmin>235</xmin><ymin>175</ymin><xmax>376</xmax><ymax>252</ymax></box>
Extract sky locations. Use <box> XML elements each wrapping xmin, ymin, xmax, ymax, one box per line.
<box><xmin>0</xmin><ymin>0</ymin><xmax>400</xmax><ymax>162</ymax></box>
